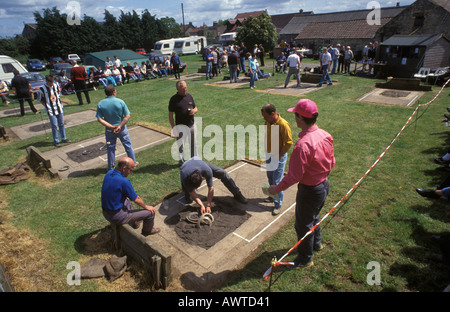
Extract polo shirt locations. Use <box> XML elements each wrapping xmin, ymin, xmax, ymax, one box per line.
<box><xmin>96</xmin><ymin>96</ymin><xmax>130</xmax><ymax>127</ymax></box>
<box><xmin>101</xmin><ymin>169</ymin><xmax>138</xmax><ymax>211</ymax></box>
<box><xmin>275</xmin><ymin>125</ymin><xmax>335</xmax><ymax>190</ymax></box>
<box><xmin>265</xmin><ymin>114</ymin><xmax>293</xmax><ymax>156</ymax></box>
<box><xmin>287</xmin><ymin>53</ymin><xmax>300</xmax><ymax>68</ymax></box>
<box><xmin>180</xmin><ymin>157</ymin><xmax>213</xmax><ymax>193</ymax></box>
<box><xmin>10</xmin><ymin>76</ymin><xmax>30</xmax><ymax>96</ymax></box>
<box><xmin>168</xmin><ymin>93</ymin><xmax>196</xmax><ymax>127</ymax></box>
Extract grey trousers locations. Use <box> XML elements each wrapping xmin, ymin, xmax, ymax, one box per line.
<box><xmin>294</xmin><ymin>179</ymin><xmax>329</xmax><ymax>265</ymax></box>
<box><xmin>102</xmin><ymin>199</ymin><xmax>155</xmax><ymax>234</ymax></box>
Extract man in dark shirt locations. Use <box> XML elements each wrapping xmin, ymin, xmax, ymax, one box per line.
<box><xmin>228</xmin><ymin>51</ymin><xmax>239</xmax><ymax>83</ymax></box>
<box><xmin>70</xmin><ymin>61</ymin><xmax>91</xmax><ymax>105</ymax></box>
<box><xmin>168</xmin><ymin>80</ymin><xmax>197</xmax><ymax>165</ymax></box>
<box><xmin>180</xmin><ymin>157</ymin><xmax>248</xmax><ymax>214</ymax></box>
<box><xmin>10</xmin><ymin>70</ymin><xmax>38</xmax><ymax>116</ymax></box>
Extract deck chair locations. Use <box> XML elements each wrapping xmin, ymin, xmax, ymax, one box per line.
<box><xmin>414</xmin><ymin>67</ymin><xmax>430</xmax><ymax>80</ymax></box>
<box><xmin>427</xmin><ymin>67</ymin><xmax>449</xmax><ymax>85</ymax></box>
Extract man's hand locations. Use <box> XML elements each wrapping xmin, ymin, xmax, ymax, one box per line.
<box><xmin>201</xmin><ymin>204</ymin><xmax>211</xmax><ymax>215</ymax></box>
<box><xmin>145</xmin><ymin>205</ymin><xmax>156</xmax><ymax>214</ymax></box>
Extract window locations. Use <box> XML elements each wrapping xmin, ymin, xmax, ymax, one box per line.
<box><xmin>185</xmin><ymin>42</ymin><xmax>190</xmax><ymax>47</ymax></box>
<box><xmin>2</xmin><ymin>63</ymin><xmax>16</xmax><ymax>73</ymax></box>
<box><xmin>163</xmin><ymin>44</ymin><xmax>170</xmax><ymax>48</ymax></box>
<box><xmin>414</xmin><ymin>12</ymin><xmax>424</xmax><ymax>27</ymax></box>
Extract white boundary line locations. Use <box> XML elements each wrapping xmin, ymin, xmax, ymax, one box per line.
<box><xmin>171</xmin><ymin>161</ymin><xmax>293</xmax><ymax>244</ymax></box>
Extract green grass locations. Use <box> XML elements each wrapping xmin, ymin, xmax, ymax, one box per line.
<box><xmin>1</xmin><ymin>54</ymin><xmax>449</xmax><ymax>292</ymax></box>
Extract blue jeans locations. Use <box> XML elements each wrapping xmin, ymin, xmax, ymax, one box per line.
<box><xmin>250</xmin><ymin>70</ymin><xmax>257</xmax><ymax>87</ymax></box>
<box><xmin>206</xmin><ymin>62</ymin><xmax>212</xmax><ymax>79</ymax></box>
<box><xmin>105</xmin><ymin>125</ymin><xmax>136</xmax><ymax>170</ymax></box>
<box><xmin>331</xmin><ymin>58</ymin><xmax>338</xmax><ymax>74</ymax></box>
<box><xmin>240</xmin><ymin>57</ymin><xmax>246</xmax><ymax>73</ymax></box>
<box><xmin>319</xmin><ymin>64</ymin><xmax>333</xmax><ymax>85</ymax></box>
<box><xmin>48</xmin><ymin>113</ymin><xmax>66</xmax><ymax>144</ymax></box>
<box><xmin>295</xmin><ymin>179</ymin><xmax>329</xmax><ymax>265</ymax></box>
<box><xmin>266</xmin><ymin>153</ymin><xmax>287</xmax><ymax>208</ymax></box>
<box><xmin>229</xmin><ymin>64</ymin><xmax>237</xmax><ymax>82</ymax></box>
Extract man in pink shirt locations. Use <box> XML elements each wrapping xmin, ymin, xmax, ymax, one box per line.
<box><xmin>269</xmin><ymin>98</ymin><xmax>335</xmax><ymax>268</ymax></box>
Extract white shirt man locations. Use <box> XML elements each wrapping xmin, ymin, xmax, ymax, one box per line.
<box><xmin>284</xmin><ymin>51</ymin><xmax>301</xmax><ymax>88</ymax></box>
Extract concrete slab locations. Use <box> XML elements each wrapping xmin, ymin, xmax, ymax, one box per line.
<box><xmin>0</xmin><ymin>104</ymin><xmax>45</xmax><ymax>118</ymax></box>
<box><xmin>146</xmin><ymin>160</ymin><xmax>297</xmax><ymax>291</ymax></box>
<box><xmin>263</xmin><ymin>81</ymin><xmax>323</xmax><ymax>97</ymax></box>
<box><xmin>9</xmin><ymin>109</ymin><xmax>97</xmax><ymax>140</ymax></box>
<box><xmin>356</xmin><ymin>88</ymin><xmax>425</xmax><ymax>107</ymax></box>
<box><xmin>41</xmin><ymin>125</ymin><xmax>172</xmax><ymax>179</ymax></box>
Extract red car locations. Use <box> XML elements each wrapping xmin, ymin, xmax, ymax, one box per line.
<box><xmin>136</xmin><ymin>48</ymin><xmax>146</xmax><ymax>55</ymax></box>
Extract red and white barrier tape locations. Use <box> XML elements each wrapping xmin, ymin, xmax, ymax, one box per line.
<box><xmin>264</xmin><ymin>78</ymin><xmax>450</xmax><ymax>281</ymax></box>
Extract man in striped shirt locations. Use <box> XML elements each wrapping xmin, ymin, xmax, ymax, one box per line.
<box><xmin>38</xmin><ymin>75</ymin><xmax>71</xmax><ymax>147</ymax></box>
<box><xmin>269</xmin><ymin>99</ymin><xmax>335</xmax><ymax>268</ymax></box>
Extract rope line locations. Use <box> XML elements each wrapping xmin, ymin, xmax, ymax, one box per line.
<box><xmin>263</xmin><ymin>78</ymin><xmax>450</xmax><ymax>281</ymax></box>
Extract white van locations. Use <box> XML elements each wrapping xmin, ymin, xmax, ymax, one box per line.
<box><xmin>0</xmin><ymin>55</ymin><xmax>27</xmax><ymax>85</ymax></box>
<box><xmin>152</xmin><ymin>38</ymin><xmax>178</xmax><ymax>56</ymax></box>
<box><xmin>173</xmin><ymin>36</ymin><xmax>207</xmax><ymax>55</ymax></box>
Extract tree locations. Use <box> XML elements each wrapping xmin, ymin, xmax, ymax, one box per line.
<box><xmin>235</xmin><ymin>12</ymin><xmax>278</xmax><ymax>53</ymax></box>
<box><xmin>159</xmin><ymin>17</ymin><xmax>181</xmax><ymax>39</ymax></box>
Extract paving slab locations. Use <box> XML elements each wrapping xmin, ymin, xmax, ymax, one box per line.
<box><xmin>9</xmin><ymin>109</ymin><xmax>97</xmax><ymax>140</ymax></box>
<box><xmin>0</xmin><ymin>104</ymin><xmax>45</xmax><ymax>119</ymax></box>
<box><xmin>145</xmin><ymin>160</ymin><xmax>297</xmax><ymax>291</ymax></box>
<box><xmin>356</xmin><ymin>88</ymin><xmax>425</xmax><ymax>107</ymax></box>
<box><xmin>41</xmin><ymin>125</ymin><xmax>172</xmax><ymax>179</ymax></box>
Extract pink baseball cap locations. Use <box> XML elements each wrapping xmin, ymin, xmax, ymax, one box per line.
<box><xmin>287</xmin><ymin>99</ymin><xmax>318</xmax><ymax>118</ymax></box>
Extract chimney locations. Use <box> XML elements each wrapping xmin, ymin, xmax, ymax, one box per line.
<box><xmin>396</xmin><ymin>2</ymin><xmax>400</xmax><ymax>6</ymax></box>
<box><xmin>299</xmin><ymin>9</ymin><xmax>304</xmax><ymax>13</ymax></box>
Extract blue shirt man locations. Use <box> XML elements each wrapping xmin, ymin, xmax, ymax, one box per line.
<box><xmin>101</xmin><ymin>156</ymin><xmax>159</xmax><ymax>236</ymax></box>
<box><xmin>96</xmin><ymin>85</ymin><xmax>136</xmax><ymax>170</ymax></box>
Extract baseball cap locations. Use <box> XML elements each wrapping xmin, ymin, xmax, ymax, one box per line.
<box><xmin>287</xmin><ymin>99</ymin><xmax>318</xmax><ymax>118</ymax></box>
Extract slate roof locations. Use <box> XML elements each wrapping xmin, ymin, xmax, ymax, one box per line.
<box><xmin>381</xmin><ymin>33</ymin><xmax>449</xmax><ymax>46</ymax></box>
<box><xmin>280</xmin><ymin>6</ymin><xmax>407</xmax><ymax>36</ymax></box>
<box><xmin>295</xmin><ymin>18</ymin><xmax>392</xmax><ymax>40</ymax></box>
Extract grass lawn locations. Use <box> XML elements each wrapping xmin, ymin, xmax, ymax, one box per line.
<box><xmin>0</xmin><ymin>54</ymin><xmax>449</xmax><ymax>292</ymax></box>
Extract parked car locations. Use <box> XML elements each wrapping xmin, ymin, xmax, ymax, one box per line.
<box><xmin>149</xmin><ymin>55</ymin><xmax>186</xmax><ymax>72</ymax></box>
<box><xmin>50</xmin><ymin>63</ymin><xmax>73</xmax><ymax>77</ymax></box>
<box><xmin>9</xmin><ymin>72</ymin><xmax>46</xmax><ymax>100</ymax></box>
<box><xmin>47</xmin><ymin>56</ymin><xmax>64</xmax><ymax>68</ymax></box>
<box><xmin>66</xmin><ymin>54</ymin><xmax>81</xmax><ymax>64</ymax></box>
<box><xmin>26</xmin><ymin>59</ymin><xmax>46</xmax><ymax>71</ymax></box>
<box><xmin>136</xmin><ymin>48</ymin><xmax>146</xmax><ymax>55</ymax></box>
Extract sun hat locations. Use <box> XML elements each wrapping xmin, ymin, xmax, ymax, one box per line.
<box><xmin>287</xmin><ymin>99</ymin><xmax>318</xmax><ymax>118</ymax></box>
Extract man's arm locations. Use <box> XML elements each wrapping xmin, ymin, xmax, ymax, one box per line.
<box><xmin>134</xmin><ymin>195</ymin><xmax>156</xmax><ymax>214</ymax></box>
<box><xmin>97</xmin><ymin>117</ymin><xmax>116</xmax><ymax>131</ymax></box>
<box><xmin>114</xmin><ymin>114</ymin><xmax>130</xmax><ymax>134</ymax></box>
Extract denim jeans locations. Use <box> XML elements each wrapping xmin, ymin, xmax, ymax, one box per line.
<box><xmin>250</xmin><ymin>70</ymin><xmax>257</xmax><ymax>87</ymax></box>
<box><xmin>319</xmin><ymin>64</ymin><xmax>333</xmax><ymax>85</ymax></box>
<box><xmin>240</xmin><ymin>57</ymin><xmax>246</xmax><ymax>73</ymax></box>
<box><xmin>48</xmin><ymin>113</ymin><xmax>66</xmax><ymax>144</ymax></box>
<box><xmin>105</xmin><ymin>125</ymin><xmax>136</xmax><ymax>170</ymax></box>
<box><xmin>229</xmin><ymin>64</ymin><xmax>237</xmax><ymax>82</ymax></box>
<box><xmin>266</xmin><ymin>153</ymin><xmax>287</xmax><ymax>208</ymax></box>
<box><xmin>295</xmin><ymin>179</ymin><xmax>329</xmax><ymax>265</ymax></box>
<box><xmin>206</xmin><ymin>62</ymin><xmax>212</xmax><ymax>79</ymax></box>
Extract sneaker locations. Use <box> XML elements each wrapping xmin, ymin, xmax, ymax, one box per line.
<box><xmin>314</xmin><ymin>244</ymin><xmax>324</xmax><ymax>251</ymax></box>
<box><xmin>62</xmin><ymin>139</ymin><xmax>71</xmax><ymax>143</ymax></box>
<box><xmin>429</xmin><ymin>157</ymin><xmax>450</xmax><ymax>165</ymax></box>
<box><xmin>54</xmin><ymin>142</ymin><xmax>61</xmax><ymax>147</ymax></box>
<box><xmin>291</xmin><ymin>261</ymin><xmax>314</xmax><ymax>269</ymax></box>
<box><xmin>264</xmin><ymin>197</ymin><xmax>274</xmax><ymax>203</ymax></box>
<box><xmin>234</xmin><ymin>192</ymin><xmax>248</xmax><ymax>204</ymax></box>
<box><xmin>272</xmin><ymin>206</ymin><xmax>281</xmax><ymax>215</ymax></box>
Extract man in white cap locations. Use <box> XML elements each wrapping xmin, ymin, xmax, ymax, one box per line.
<box><xmin>269</xmin><ymin>98</ymin><xmax>335</xmax><ymax>268</ymax></box>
